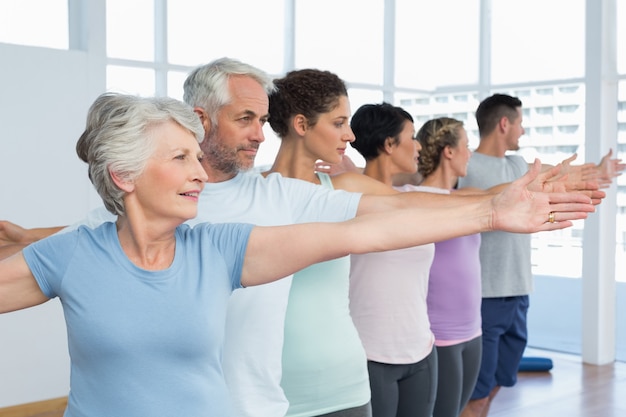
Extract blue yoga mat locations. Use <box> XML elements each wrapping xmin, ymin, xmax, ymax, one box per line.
<box><xmin>518</xmin><ymin>356</ymin><xmax>553</xmax><ymax>372</ymax></box>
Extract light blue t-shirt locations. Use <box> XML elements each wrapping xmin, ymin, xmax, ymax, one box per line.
<box><xmin>66</xmin><ymin>171</ymin><xmax>362</xmax><ymax>417</ymax></box>
<box><xmin>23</xmin><ymin>221</ymin><xmax>253</xmax><ymax>417</ymax></box>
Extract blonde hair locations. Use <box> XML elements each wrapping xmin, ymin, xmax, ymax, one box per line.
<box><xmin>416</xmin><ymin>117</ymin><xmax>464</xmax><ymax>178</ymax></box>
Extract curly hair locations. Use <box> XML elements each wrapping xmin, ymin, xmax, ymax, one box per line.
<box><xmin>416</xmin><ymin>117</ymin><xmax>464</xmax><ymax>178</ymax></box>
<box><xmin>268</xmin><ymin>69</ymin><xmax>347</xmax><ymax>138</ymax></box>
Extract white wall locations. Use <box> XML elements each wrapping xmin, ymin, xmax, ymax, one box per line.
<box><xmin>0</xmin><ymin>42</ymin><xmax>100</xmax><ymax>407</ymax></box>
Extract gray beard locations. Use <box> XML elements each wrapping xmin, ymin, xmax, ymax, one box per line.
<box><xmin>203</xmin><ymin>132</ymin><xmax>252</xmax><ymax>176</ymax></box>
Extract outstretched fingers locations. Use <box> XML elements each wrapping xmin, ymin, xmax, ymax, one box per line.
<box><xmin>547</xmin><ymin>191</ymin><xmax>595</xmax><ymax>207</ymax></box>
<box><xmin>491</xmin><ymin>160</ymin><xmax>595</xmax><ymax>234</ymax></box>
<box><xmin>544</xmin><ymin>206</ymin><xmax>590</xmax><ymax>222</ymax></box>
<box><xmin>542</xmin><ymin>190</ymin><xmax>594</xmax><ymax>225</ymax></box>
<box><xmin>534</xmin><ymin>220</ymin><xmax>574</xmax><ymax>232</ymax></box>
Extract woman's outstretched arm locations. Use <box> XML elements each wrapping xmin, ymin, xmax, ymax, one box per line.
<box><xmin>241</xmin><ymin>159</ymin><xmax>593</xmax><ymax>287</ymax></box>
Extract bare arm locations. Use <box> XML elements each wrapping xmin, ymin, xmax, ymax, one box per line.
<box><xmin>0</xmin><ymin>221</ymin><xmax>65</xmax><ymax>261</ymax></box>
<box><xmin>0</xmin><ymin>221</ymin><xmax>64</xmax><ymax>246</ymax></box>
<box><xmin>326</xmin><ymin>157</ymin><xmax>601</xmax><ymax>212</ymax></box>
<box><xmin>595</xmin><ymin>148</ymin><xmax>625</xmax><ymax>185</ymax></box>
<box><xmin>0</xmin><ymin>243</ymin><xmax>28</xmax><ymax>261</ymax></box>
<box><xmin>241</xmin><ymin>160</ymin><xmax>594</xmax><ymax>287</ymax></box>
<box><xmin>356</xmin><ymin>161</ymin><xmax>597</xmax><ymax>215</ymax></box>
<box><xmin>0</xmin><ymin>252</ymin><xmax>50</xmax><ymax>313</ymax></box>
<box><xmin>315</xmin><ymin>155</ymin><xmax>363</xmax><ymax>176</ymax></box>
<box><xmin>455</xmin><ymin>163</ymin><xmax>605</xmax><ymax>204</ymax></box>
<box><xmin>542</xmin><ymin>150</ymin><xmax>625</xmax><ymax>189</ymax></box>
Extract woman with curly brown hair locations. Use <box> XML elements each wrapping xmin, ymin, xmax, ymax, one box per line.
<box><xmin>267</xmin><ymin>69</ymin><xmax>379</xmax><ymax>417</ymax></box>
<box><xmin>267</xmin><ymin>72</ymin><xmax>437</xmax><ymax>417</ymax></box>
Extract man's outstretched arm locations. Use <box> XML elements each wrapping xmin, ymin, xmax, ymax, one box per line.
<box><xmin>0</xmin><ymin>221</ymin><xmax>65</xmax><ymax>260</ymax></box>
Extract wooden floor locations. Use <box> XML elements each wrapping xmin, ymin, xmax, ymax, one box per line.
<box><xmin>3</xmin><ymin>349</ymin><xmax>625</xmax><ymax>417</ymax></box>
<box><xmin>489</xmin><ymin>348</ymin><xmax>626</xmax><ymax>417</ymax></box>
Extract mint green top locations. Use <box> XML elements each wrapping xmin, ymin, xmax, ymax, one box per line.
<box><xmin>280</xmin><ymin>172</ymin><xmax>370</xmax><ymax>417</ymax></box>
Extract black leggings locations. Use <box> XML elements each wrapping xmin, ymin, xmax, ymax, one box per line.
<box><xmin>433</xmin><ymin>336</ymin><xmax>482</xmax><ymax>417</ymax></box>
<box><xmin>367</xmin><ymin>347</ymin><xmax>438</xmax><ymax>417</ymax></box>
<box><xmin>318</xmin><ymin>402</ymin><xmax>372</xmax><ymax>417</ymax></box>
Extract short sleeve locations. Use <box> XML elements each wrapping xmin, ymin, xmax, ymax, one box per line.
<box><xmin>22</xmin><ymin>230</ymin><xmax>80</xmax><ymax>298</ymax></box>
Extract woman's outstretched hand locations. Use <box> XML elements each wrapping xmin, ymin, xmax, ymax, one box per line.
<box><xmin>490</xmin><ymin>159</ymin><xmax>595</xmax><ymax>233</ymax></box>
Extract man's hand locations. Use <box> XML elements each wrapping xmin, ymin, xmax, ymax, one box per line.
<box><xmin>0</xmin><ymin>221</ymin><xmax>64</xmax><ymax>247</ymax></box>
<box><xmin>315</xmin><ymin>155</ymin><xmax>362</xmax><ymax>176</ymax></box>
<box><xmin>0</xmin><ymin>220</ymin><xmax>30</xmax><ymax>246</ymax></box>
<box><xmin>558</xmin><ymin>150</ymin><xmax>625</xmax><ymax>189</ymax></box>
<box><xmin>528</xmin><ymin>164</ymin><xmax>606</xmax><ymax>205</ymax></box>
<box><xmin>491</xmin><ymin>159</ymin><xmax>595</xmax><ymax>233</ymax></box>
<box><xmin>597</xmin><ymin>148</ymin><xmax>626</xmax><ymax>185</ymax></box>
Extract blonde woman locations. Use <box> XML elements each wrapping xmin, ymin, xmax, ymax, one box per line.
<box><xmin>414</xmin><ymin>117</ymin><xmax>481</xmax><ymax>417</ymax></box>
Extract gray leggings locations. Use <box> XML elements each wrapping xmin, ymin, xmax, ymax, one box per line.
<box><xmin>433</xmin><ymin>336</ymin><xmax>482</xmax><ymax>417</ymax></box>
<box><xmin>367</xmin><ymin>347</ymin><xmax>438</xmax><ymax>417</ymax></box>
<box><xmin>318</xmin><ymin>402</ymin><xmax>372</xmax><ymax>417</ymax></box>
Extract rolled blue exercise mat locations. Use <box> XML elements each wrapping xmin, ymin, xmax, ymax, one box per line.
<box><xmin>518</xmin><ymin>356</ymin><xmax>554</xmax><ymax>372</ymax></box>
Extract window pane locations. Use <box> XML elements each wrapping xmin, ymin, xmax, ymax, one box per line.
<box><xmin>255</xmin><ymin>126</ymin><xmax>282</xmax><ymax>170</ymax></box>
<box><xmin>107</xmin><ymin>66</ymin><xmax>155</xmax><ymax>96</ymax></box>
<box><xmin>618</xmin><ymin>80</ymin><xmax>626</xmax><ymax>283</ymax></box>
<box><xmin>167</xmin><ymin>0</ymin><xmax>284</xmax><ymax>74</ymax></box>
<box><xmin>395</xmin><ymin>0</ymin><xmax>479</xmax><ymax>89</ymax></box>
<box><xmin>491</xmin><ymin>0</ymin><xmax>585</xmax><ymax>84</ymax></box>
<box><xmin>395</xmin><ymin>91</ymin><xmax>480</xmax><ymax>148</ymax></box>
<box><xmin>295</xmin><ymin>0</ymin><xmax>384</xmax><ymax>85</ymax></box>
<box><xmin>348</xmin><ymin>89</ymin><xmax>384</xmax><ymax>116</ymax></box>
<box><xmin>347</xmin><ymin>88</ymin><xmax>385</xmax><ymax>167</ymax></box>
<box><xmin>616</xmin><ymin>81</ymin><xmax>626</xmax><ymax>361</ymax></box>
<box><xmin>0</xmin><ymin>0</ymin><xmax>68</xmax><ymax>49</ymax></box>
<box><xmin>617</xmin><ymin>0</ymin><xmax>626</xmax><ymax>74</ymax></box>
<box><xmin>106</xmin><ymin>0</ymin><xmax>154</xmax><ymax>61</ymax></box>
<box><xmin>167</xmin><ymin>70</ymin><xmax>189</xmax><ymax>101</ymax></box>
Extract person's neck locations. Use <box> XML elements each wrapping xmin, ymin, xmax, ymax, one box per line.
<box><xmin>362</xmin><ymin>159</ymin><xmax>394</xmax><ymax>187</ymax></box>
<box><xmin>265</xmin><ymin>136</ymin><xmax>320</xmax><ymax>184</ymax></box>
<box><xmin>419</xmin><ymin>166</ymin><xmax>457</xmax><ymax>190</ymax></box>
<box><xmin>115</xmin><ymin>214</ymin><xmax>177</xmax><ymax>271</ymax></box>
<box><xmin>201</xmin><ymin>159</ymin><xmax>239</xmax><ymax>183</ymax></box>
<box><xmin>474</xmin><ymin>135</ymin><xmax>507</xmax><ymax>158</ymax></box>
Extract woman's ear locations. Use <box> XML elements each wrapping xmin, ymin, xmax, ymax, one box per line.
<box><xmin>383</xmin><ymin>137</ymin><xmax>395</xmax><ymax>154</ymax></box>
<box><xmin>293</xmin><ymin>114</ymin><xmax>308</xmax><ymax>136</ymax></box>
<box><xmin>110</xmin><ymin>169</ymin><xmax>135</xmax><ymax>193</ymax></box>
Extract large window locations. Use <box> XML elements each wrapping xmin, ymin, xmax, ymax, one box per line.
<box><xmin>167</xmin><ymin>0</ymin><xmax>285</xmax><ymax>74</ymax></box>
<box><xmin>617</xmin><ymin>0</ymin><xmax>626</xmax><ymax>76</ymax></box>
<box><xmin>106</xmin><ymin>0</ymin><xmax>154</xmax><ymax>61</ymax></box>
<box><xmin>0</xmin><ymin>0</ymin><xmax>68</xmax><ymax>49</ymax></box>
<box><xmin>295</xmin><ymin>0</ymin><xmax>384</xmax><ymax>85</ymax></box>
<box><xmin>3</xmin><ymin>0</ymin><xmax>623</xmax><ymax>360</ymax></box>
<box><xmin>491</xmin><ymin>0</ymin><xmax>585</xmax><ymax>84</ymax></box>
<box><xmin>395</xmin><ymin>0</ymin><xmax>479</xmax><ymax>89</ymax></box>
